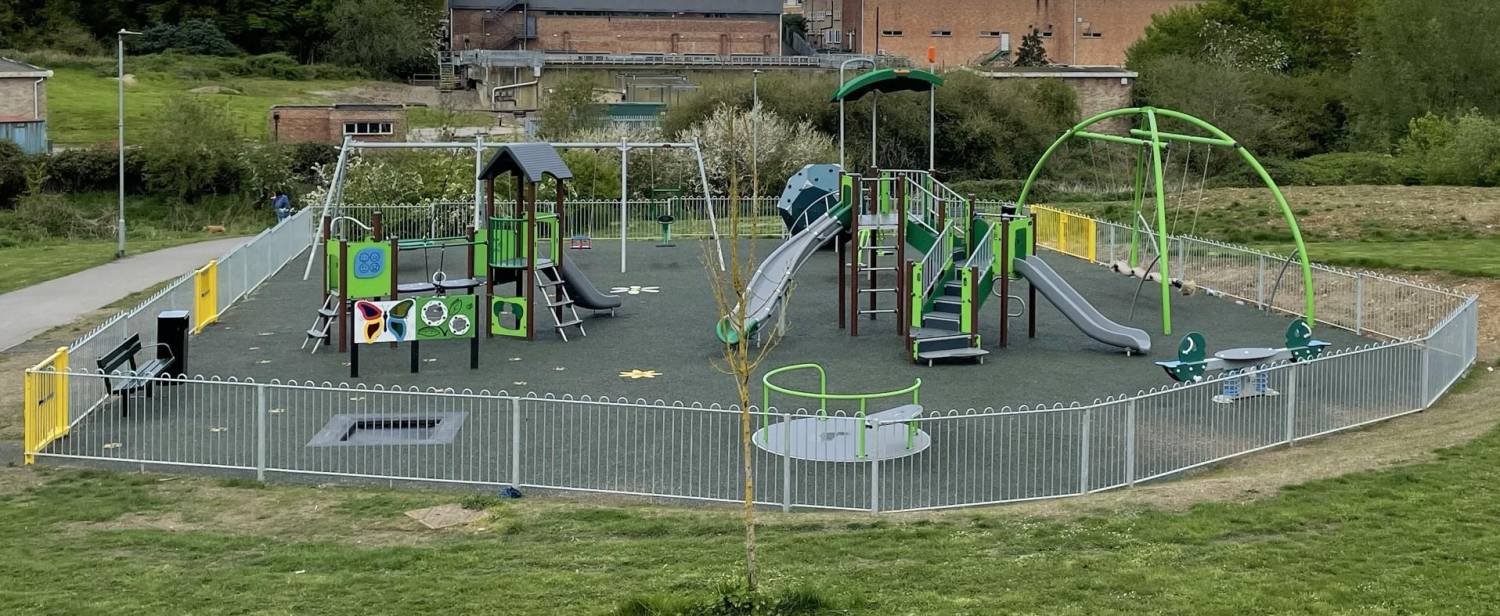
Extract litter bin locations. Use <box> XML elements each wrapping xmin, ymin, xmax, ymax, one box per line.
<box><xmin>158</xmin><ymin>310</ymin><xmax>191</xmax><ymax>379</ymax></box>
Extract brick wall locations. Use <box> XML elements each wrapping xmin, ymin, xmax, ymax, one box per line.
<box><xmin>452</xmin><ymin>9</ymin><xmax>779</xmax><ymax>55</ymax></box>
<box><xmin>0</xmin><ymin>77</ymin><xmax>46</xmax><ymax>121</ymax></box>
<box><xmin>270</xmin><ymin>106</ymin><xmax>406</xmax><ymax>145</ymax></box>
<box><xmin>847</xmin><ymin>0</ymin><xmax>1201</xmax><ymax>67</ymax></box>
<box><xmin>538</xmin><ymin>13</ymin><xmax>779</xmax><ymax>55</ymax></box>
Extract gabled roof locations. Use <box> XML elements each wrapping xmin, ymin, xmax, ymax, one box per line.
<box><xmin>830</xmin><ymin>68</ymin><xmax>943</xmax><ymax>102</ymax></box>
<box><xmin>479</xmin><ymin>143</ymin><xmax>574</xmax><ymax>183</ymax></box>
<box><xmin>0</xmin><ymin>57</ymin><xmax>53</xmax><ymax>78</ymax></box>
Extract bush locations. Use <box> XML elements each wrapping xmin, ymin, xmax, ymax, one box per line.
<box><xmin>136</xmin><ymin>19</ymin><xmax>242</xmax><ymax>56</ymax></box>
<box><xmin>43</xmin><ymin>147</ymin><xmax>147</xmax><ymax>194</ymax></box>
<box><xmin>0</xmin><ymin>142</ymin><xmax>25</xmax><ymax>208</ymax></box>
<box><xmin>137</xmin><ymin>97</ymin><xmax>247</xmax><ymax>202</ymax></box>
<box><xmin>1399</xmin><ymin>111</ymin><xmax>1500</xmax><ymax>186</ymax></box>
<box><xmin>1279</xmin><ymin>152</ymin><xmax>1420</xmax><ymax>186</ymax></box>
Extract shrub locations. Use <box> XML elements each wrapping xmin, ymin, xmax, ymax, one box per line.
<box><xmin>0</xmin><ymin>142</ymin><xmax>25</xmax><ymax>208</ymax></box>
<box><xmin>42</xmin><ymin>147</ymin><xmax>147</xmax><ymax>194</ymax></box>
<box><xmin>137</xmin><ymin>97</ymin><xmax>246</xmax><ymax>202</ymax></box>
<box><xmin>136</xmin><ymin>19</ymin><xmax>242</xmax><ymax>57</ymax></box>
<box><xmin>1281</xmin><ymin>152</ymin><xmax>1420</xmax><ymax>186</ymax></box>
<box><xmin>1399</xmin><ymin>111</ymin><xmax>1500</xmax><ymax>186</ymax></box>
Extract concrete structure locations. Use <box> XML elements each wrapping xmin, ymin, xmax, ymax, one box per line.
<box><xmin>977</xmin><ymin>65</ymin><xmax>1137</xmax><ymax>127</ymax></box>
<box><xmin>269</xmin><ymin>104</ymin><xmax>406</xmax><ymax>145</ymax></box>
<box><xmin>839</xmin><ymin>0</ymin><xmax>1201</xmax><ymax>67</ymax></box>
<box><xmin>448</xmin><ymin>1</ymin><xmax>783</xmax><ymax>56</ymax></box>
<box><xmin>0</xmin><ymin>57</ymin><xmax>52</xmax><ymax>154</ymax></box>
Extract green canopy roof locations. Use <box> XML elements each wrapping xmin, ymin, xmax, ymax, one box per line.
<box><xmin>830</xmin><ymin>68</ymin><xmax>943</xmax><ymax>102</ymax></box>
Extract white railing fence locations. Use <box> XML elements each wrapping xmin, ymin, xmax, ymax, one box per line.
<box><xmin>332</xmin><ymin>197</ymin><xmax>782</xmax><ymax>242</ymax></box>
<box><xmin>31</xmin><ymin>292</ymin><xmax>1474</xmax><ymax>512</ymax></box>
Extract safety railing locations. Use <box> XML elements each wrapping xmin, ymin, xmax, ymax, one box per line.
<box><xmin>22</xmin><ymin>347</ymin><xmax>69</xmax><ymax>464</ymax></box>
<box><xmin>24</xmin><ymin>298</ymin><xmax>1474</xmax><ymax>511</ymax></box>
<box><xmin>1032</xmin><ymin>205</ymin><xmax>1096</xmax><ymax>262</ymax></box>
<box><xmin>916</xmin><ymin>224</ymin><xmax>955</xmax><ymax>301</ymax></box>
<box><xmin>336</xmin><ymin>198</ymin><xmax>782</xmax><ymax>242</ymax></box>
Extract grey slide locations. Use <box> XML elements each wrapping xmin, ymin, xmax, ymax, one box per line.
<box><xmin>717</xmin><ymin>211</ymin><xmax>844</xmax><ymax>343</ymax></box>
<box><xmin>1014</xmin><ymin>256</ymin><xmax>1152</xmax><ymax>354</ymax></box>
<box><xmin>558</xmin><ymin>251</ymin><xmax>622</xmax><ymax>311</ymax></box>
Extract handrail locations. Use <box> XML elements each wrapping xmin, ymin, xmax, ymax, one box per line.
<box><xmin>918</xmin><ymin>224</ymin><xmax>955</xmax><ymax>300</ymax></box>
<box><xmin>761</xmin><ymin>363</ymin><xmax>922</xmax><ymax>457</ymax></box>
<box><xmin>963</xmin><ymin>220</ymin><xmax>997</xmax><ymax>279</ymax></box>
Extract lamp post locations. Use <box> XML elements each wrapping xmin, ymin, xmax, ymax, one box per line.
<box><xmin>751</xmin><ymin>69</ymin><xmax>761</xmax><ymax>202</ymax></box>
<box><xmin>116</xmin><ymin>28</ymin><xmax>142</xmax><ymax>259</ymax></box>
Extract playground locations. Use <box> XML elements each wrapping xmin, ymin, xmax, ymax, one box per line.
<box><xmin>20</xmin><ymin>68</ymin><xmax>1476</xmax><ymax>512</ymax></box>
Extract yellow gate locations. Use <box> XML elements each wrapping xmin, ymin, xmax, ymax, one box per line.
<box><xmin>1032</xmin><ymin>206</ymin><xmax>1097</xmax><ymax>262</ymax></box>
<box><xmin>23</xmin><ymin>347</ymin><xmax>70</xmax><ymax>464</ymax></box>
<box><xmin>193</xmin><ymin>259</ymin><xmax>219</xmax><ymax>333</ymax></box>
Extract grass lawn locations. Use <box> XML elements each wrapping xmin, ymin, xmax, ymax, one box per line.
<box><xmin>0</xmin><ymin>237</ymin><xmax>213</xmax><ymax>295</ymax></box>
<box><xmin>2</xmin><ymin>368</ymin><xmax>1499</xmax><ymax>614</ymax></box>
<box><xmin>1260</xmin><ymin>238</ymin><xmax>1500</xmax><ymax>278</ymax></box>
<box><xmin>46</xmin><ymin>67</ymin><xmax>367</xmax><ymax>145</ymax></box>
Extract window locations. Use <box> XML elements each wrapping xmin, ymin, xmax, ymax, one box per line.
<box><xmin>1083</xmin><ymin>30</ymin><xmax>1103</xmax><ymax>38</ymax></box>
<box><xmin>880</xmin><ymin>30</ymin><xmax>903</xmax><ymax>37</ymax></box>
<box><xmin>343</xmin><ymin>122</ymin><xmax>394</xmax><ymax>136</ymax></box>
<box><xmin>979</xmin><ymin>31</ymin><xmax>1003</xmax><ymax>37</ymax></box>
<box><xmin>931</xmin><ymin>30</ymin><xmax>952</xmax><ymax>37</ymax></box>
<box><xmin>1040</xmin><ymin>24</ymin><xmax>1054</xmax><ymax>37</ymax></box>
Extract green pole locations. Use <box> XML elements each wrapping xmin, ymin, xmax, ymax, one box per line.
<box><xmin>1016</xmin><ymin>107</ymin><xmax>1144</xmax><ymax>209</ymax></box>
<box><xmin>1129</xmin><ymin>142</ymin><xmax>1147</xmax><ymax>267</ymax></box>
<box><xmin>1144</xmin><ymin>108</ymin><xmax>1172</xmax><ymax>335</ymax></box>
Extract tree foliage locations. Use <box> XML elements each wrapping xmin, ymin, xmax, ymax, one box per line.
<box><xmin>137</xmin><ymin>97</ymin><xmax>246</xmax><ymax>202</ymax></box>
<box><xmin>136</xmin><ymin>19</ymin><xmax>241</xmax><ymax>56</ymax></box>
<box><xmin>1127</xmin><ymin>0</ymin><xmax>1368</xmax><ymax>73</ymax></box>
<box><xmin>538</xmin><ymin>74</ymin><xmax>607</xmax><ymax>139</ymax></box>
<box><xmin>326</xmin><ymin>0</ymin><xmax>438</xmax><ymax>78</ymax></box>
<box><xmin>1014</xmin><ymin>29</ymin><xmax>1049</xmax><ymax>67</ymax></box>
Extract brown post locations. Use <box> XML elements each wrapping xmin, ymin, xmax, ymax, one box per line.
<box><xmin>320</xmin><ymin>215</ymin><xmax>331</xmax><ymax>295</ymax></box>
<box><xmin>966</xmin><ymin>193</ymin><xmax>976</xmax><ymax>254</ymax></box>
<box><xmin>338</xmin><ymin>240</ymin><xmax>348</xmax><ymax>353</ymax></box>
<box><xmin>388</xmin><ymin>237</ymin><xmax>398</xmax><ymax>301</ymax></box>
<box><xmin>372</xmin><ymin>210</ymin><xmax>383</xmax><ymax>242</ymax></box>
<box><xmin>465</xmin><ymin>228</ymin><xmax>476</xmax><ymax>279</ymax></box>
<box><xmin>969</xmin><ymin>265</ymin><xmax>980</xmax><ymax>347</ymax></box>
<box><xmin>999</xmin><ymin>217</ymin><xmax>1010</xmax><ymax>348</ymax></box>
<box><xmin>556</xmin><ymin>180</ymin><xmax>568</xmax><ymax>242</ymax></box>
<box><xmin>485</xmin><ymin>178</ymin><xmax>496</xmax><ymax>338</ymax></box>
<box><xmin>848</xmin><ymin>177</ymin><xmax>862</xmax><ymax>337</ymax></box>
<box><xmin>895</xmin><ymin>177</ymin><xmax>907</xmax><ymax>336</ymax></box>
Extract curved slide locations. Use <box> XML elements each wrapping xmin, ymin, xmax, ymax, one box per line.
<box><xmin>557</xmin><ymin>252</ymin><xmax>622</xmax><ymax>311</ymax></box>
<box><xmin>716</xmin><ymin>211</ymin><xmax>845</xmax><ymax>343</ymax></box>
<box><xmin>1014</xmin><ymin>256</ymin><xmax>1152</xmax><ymax>354</ymax></box>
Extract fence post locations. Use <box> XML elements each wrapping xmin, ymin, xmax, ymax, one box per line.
<box><xmin>511</xmin><ymin>396</ymin><xmax>523</xmax><ymax>487</ymax></box>
<box><xmin>1354</xmin><ymin>274</ymin><xmax>1365</xmax><ymax>335</ymax></box>
<box><xmin>1284</xmin><ymin>364</ymin><xmax>1298</xmax><ymax>445</ymax></box>
<box><xmin>255</xmin><ymin>384</ymin><xmax>267</xmax><ymax>482</ymax></box>
<box><xmin>1256</xmin><ymin>254</ymin><xmax>1266</xmax><ymax>308</ymax></box>
<box><xmin>869</xmin><ymin>420</ymin><xmax>881</xmax><ymax>514</ymax></box>
<box><xmin>781</xmin><ymin>411</ymin><xmax>792</xmax><ymax>513</ymax></box>
<box><xmin>1125</xmin><ymin>400</ymin><xmax>1136</xmax><ymax>486</ymax></box>
<box><xmin>1079</xmin><ymin>409</ymin><xmax>1091</xmax><ymax>494</ymax></box>
<box><xmin>1420</xmin><ymin>340</ymin><xmax>1432</xmax><ymax>409</ymax></box>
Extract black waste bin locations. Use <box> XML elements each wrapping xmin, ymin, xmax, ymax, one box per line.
<box><xmin>158</xmin><ymin>310</ymin><xmax>190</xmax><ymax>379</ymax></box>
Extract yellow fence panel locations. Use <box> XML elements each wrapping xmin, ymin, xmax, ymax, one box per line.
<box><xmin>193</xmin><ymin>259</ymin><xmax>218</xmax><ymax>333</ymax></box>
<box><xmin>23</xmin><ymin>347</ymin><xmax>69</xmax><ymax>464</ymax></box>
<box><xmin>1031</xmin><ymin>206</ymin><xmax>1096</xmax><ymax>262</ymax></box>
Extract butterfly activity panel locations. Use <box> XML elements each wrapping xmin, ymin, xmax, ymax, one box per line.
<box><xmin>349</xmin><ymin>294</ymin><xmax>480</xmax><ymax>378</ymax></box>
<box><xmin>1156</xmin><ymin>319</ymin><xmax>1330</xmax><ymax>403</ymax></box>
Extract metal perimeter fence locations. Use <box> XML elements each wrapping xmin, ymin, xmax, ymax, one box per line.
<box><xmin>22</xmin><ymin>204</ymin><xmax>1480</xmax><ymax>512</ymax></box>
<box><xmin>330</xmin><ymin>197</ymin><xmax>785</xmax><ymax>243</ymax></box>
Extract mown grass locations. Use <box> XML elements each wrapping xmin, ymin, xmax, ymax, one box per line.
<box><xmin>1260</xmin><ymin>238</ymin><xmax>1500</xmax><ymax>278</ymax></box>
<box><xmin>3</xmin><ymin>396</ymin><xmax>1500</xmax><ymax>615</ymax></box>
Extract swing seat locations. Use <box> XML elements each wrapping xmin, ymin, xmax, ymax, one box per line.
<box><xmin>436</xmin><ymin>278</ymin><xmax>482</xmax><ymax>294</ymax></box>
<box><xmin>397</xmin><ymin>282</ymin><xmax>437</xmax><ymax>295</ymax></box>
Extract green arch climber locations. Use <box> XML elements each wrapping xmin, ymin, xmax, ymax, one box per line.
<box><xmin>1015</xmin><ymin>106</ymin><xmax>1314</xmax><ymax>336</ymax></box>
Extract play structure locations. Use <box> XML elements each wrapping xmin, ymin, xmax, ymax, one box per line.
<box><xmin>305</xmin><ymin>144</ymin><xmax>622</xmax><ymax>376</ymax></box>
<box><xmin>718</xmin><ymin>68</ymin><xmax>1152</xmax><ymax>364</ymax></box>
<box><xmin>755</xmin><ymin>364</ymin><xmax>929</xmax><ymax>462</ymax></box>
<box><xmin>1157</xmin><ymin>320</ymin><xmax>1329</xmax><ymax>403</ymax></box>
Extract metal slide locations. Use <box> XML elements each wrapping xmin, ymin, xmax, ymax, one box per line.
<box><xmin>716</xmin><ymin>211</ymin><xmax>845</xmax><ymax>344</ymax></box>
<box><xmin>557</xmin><ymin>252</ymin><xmax>622</xmax><ymax>312</ymax></box>
<box><xmin>1014</xmin><ymin>256</ymin><xmax>1152</xmax><ymax>354</ymax></box>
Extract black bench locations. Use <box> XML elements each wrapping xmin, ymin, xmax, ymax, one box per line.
<box><xmin>96</xmin><ymin>334</ymin><xmax>174</xmax><ymax>417</ymax></box>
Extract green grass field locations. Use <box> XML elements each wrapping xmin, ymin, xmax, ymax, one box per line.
<box><xmin>1260</xmin><ymin>238</ymin><xmax>1500</xmax><ymax>278</ymax></box>
<box><xmin>3</xmin><ymin>368</ymin><xmax>1499</xmax><ymax>614</ymax></box>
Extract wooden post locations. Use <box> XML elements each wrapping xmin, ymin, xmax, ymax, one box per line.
<box><xmin>1029</xmin><ymin>212</ymin><xmax>1037</xmax><ymax>339</ymax></box>
<box><xmin>556</xmin><ymin>180</ymin><xmax>568</xmax><ymax>242</ymax></box>
<box><xmin>372</xmin><ymin>210</ymin><xmax>383</xmax><ymax>242</ymax></box>
<box><xmin>895</xmin><ymin>176</ymin><xmax>907</xmax><ymax>337</ymax></box>
<box><xmin>849</xmin><ymin>177</ymin><xmax>862</xmax><ymax>337</ymax></box>
<box><xmin>388</xmin><ymin>237</ymin><xmax>398</xmax><ymax>301</ymax></box>
<box><xmin>319</xmin><ymin>214</ymin><xmax>331</xmax><ymax>294</ymax></box>
<box><xmin>526</xmin><ymin>180</ymin><xmax>537</xmax><ymax>341</ymax></box>
<box><xmin>485</xmin><ymin>178</ymin><xmax>496</xmax><ymax>339</ymax></box>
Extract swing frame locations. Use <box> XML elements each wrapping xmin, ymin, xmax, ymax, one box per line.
<box><xmin>1015</xmin><ymin>107</ymin><xmax>1315</xmax><ymax>336</ymax></box>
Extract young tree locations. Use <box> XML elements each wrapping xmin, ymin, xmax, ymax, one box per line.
<box><xmin>539</xmin><ymin>73</ymin><xmax>606</xmax><ymax>138</ymax></box>
<box><xmin>701</xmin><ymin>109</ymin><xmax>782</xmax><ymax>592</ymax></box>
<box><xmin>326</xmin><ymin>0</ymin><xmax>437</xmax><ymax>77</ymax></box>
<box><xmin>1015</xmin><ymin>28</ymin><xmax>1049</xmax><ymax>67</ymax></box>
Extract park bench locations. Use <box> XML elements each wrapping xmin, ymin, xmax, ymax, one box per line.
<box><xmin>96</xmin><ymin>334</ymin><xmax>174</xmax><ymax>417</ymax></box>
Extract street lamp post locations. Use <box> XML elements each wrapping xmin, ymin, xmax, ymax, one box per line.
<box><xmin>116</xmin><ymin>28</ymin><xmax>142</xmax><ymax>259</ymax></box>
<box><xmin>752</xmin><ymin>69</ymin><xmax>761</xmax><ymax>202</ymax></box>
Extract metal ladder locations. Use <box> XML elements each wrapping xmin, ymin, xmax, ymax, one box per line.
<box><xmin>856</xmin><ymin>226</ymin><xmax>900</xmax><ymax>320</ymax></box>
<box><xmin>302</xmin><ymin>292</ymin><xmax>340</xmax><ymax>353</ymax></box>
<box><xmin>537</xmin><ymin>264</ymin><xmax>586</xmax><ymax>341</ymax></box>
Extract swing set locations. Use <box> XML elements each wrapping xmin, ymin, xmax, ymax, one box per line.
<box><xmin>1015</xmin><ymin>107</ymin><xmax>1316</xmax><ymax>336</ymax></box>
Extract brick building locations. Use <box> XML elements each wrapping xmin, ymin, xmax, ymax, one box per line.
<box><xmin>840</xmin><ymin>0</ymin><xmax>1202</xmax><ymax>67</ymax></box>
<box><xmin>0</xmin><ymin>57</ymin><xmax>52</xmax><ymax>154</ymax></box>
<box><xmin>269</xmin><ymin>104</ymin><xmax>406</xmax><ymax>145</ymax></box>
<box><xmin>448</xmin><ymin>1</ymin><xmax>783</xmax><ymax>56</ymax></box>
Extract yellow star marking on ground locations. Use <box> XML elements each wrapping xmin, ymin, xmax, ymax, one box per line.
<box><xmin>619</xmin><ymin>369</ymin><xmax>662</xmax><ymax>379</ymax></box>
